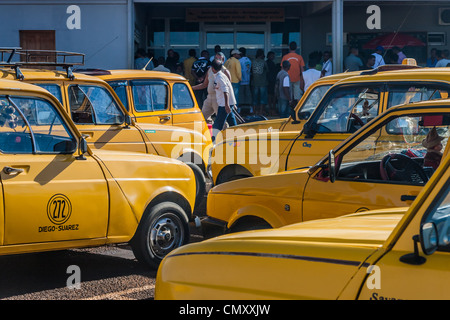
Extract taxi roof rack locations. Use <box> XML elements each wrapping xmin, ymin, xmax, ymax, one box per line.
<box><xmin>0</xmin><ymin>48</ymin><xmax>85</xmax><ymax>80</ymax></box>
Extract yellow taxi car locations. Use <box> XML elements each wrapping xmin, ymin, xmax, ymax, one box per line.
<box><xmin>203</xmin><ymin>99</ymin><xmax>450</xmax><ymax>234</ymax></box>
<box><xmin>216</xmin><ymin>70</ymin><xmax>362</xmax><ymax>141</ymax></box>
<box><xmin>0</xmin><ymin>51</ymin><xmax>209</xmax><ymax>207</ymax></box>
<box><xmin>0</xmin><ymin>78</ymin><xmax>196</xmax><ymax>269</ymax></box>
<box><xmin>210</xmin><ymin>65</ymin><xmax>449</xmax><ymax>185</ymax></box>
<box><xmin>89</xmin><ymin>69</ymin><xmax>211</xmax><ymax>141</ymax></box>
<box><xmin>156</xmin><ymin>132</ymin><xmax>450</xmax><ymax>300</ymax></box>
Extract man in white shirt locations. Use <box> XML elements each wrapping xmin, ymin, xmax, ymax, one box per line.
<box><xmin>211</xmin><ymin>59</ymin><xmax>237</xmax><ymax>142</ymax></box>
<box><xmin>303</xmin><ymin>60</ymin><xmax>321</xmax><ymax>92</ymax></box>
<box><xmin>372</xmin><ymin>46</ymin><xmax>385</xmax><ymax>68</ymax></box>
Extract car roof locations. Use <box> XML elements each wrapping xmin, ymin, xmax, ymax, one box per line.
<box><xmin>334</xmin><ymin>67</ymin><xmax>450</xmax><ymax>85</ymax></box>
<box><xmin>0</xmin><ymin>78</ymin><xmax>55</xmax><ymax>94</ymax></box>
<box><xmin>0</xmin><ymin>67</ymin><xmax>109</xmax><ymax>83</ymax></box>
<box><xmin>95</xmin><ymin>69</ymin><xmax>188</xmax><ymax>82</ymax></box>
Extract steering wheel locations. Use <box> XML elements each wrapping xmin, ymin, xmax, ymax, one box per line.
<box><xmin>338</xmin><ymin>113</ymin><xmax>364</xmax><ymax>132</ymax></box>
<box><xmin>380</xmin><ymin>153</ymin><xmax>429</xmax><ymax>184</ymax></box>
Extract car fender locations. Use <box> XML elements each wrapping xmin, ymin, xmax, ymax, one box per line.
<box><xmin>227</xmin><ymin>204</ymin><xmax>286</xmax><ymax>230</ymax></box>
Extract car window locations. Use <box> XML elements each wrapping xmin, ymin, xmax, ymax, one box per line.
<box><xmin>298</xmin><ymin>84</ymin><xmax>331</xmax><ymax>120</ymax></box>
<box><xmin>0</xmin><ymin>96</ymin><xmax>76</xmax><ymax>154</ymax></box>
<box><xmin>68</xmin><ymin>85</ymin><xmax>125</xmax><ymax>125</ymax></box>
<box><xmin>423</xmin><ymin>181</ymin><xmax>450</xmax><ymax>253</ymax></box>
<box><xmin>316</xmin><ymin>86</ymin><xmax>380</xmax><ymax>133</ymax></box>
<box><xmin>387</xmin><ymin>85</ymin><xmax>450</xmax><ymax>109</ymax></box>
<box><xmin>108</xmin><ymin>81</ymin><xmax>129</xmax><ymax>111</ymax></box>
<box><xmin>34</xmin><ymin>83</ymin><xmax>63</xmax><ymax>104</ymax></box>
<box><xmin>337</xmin><ymin>113</ymin><xmax>450</xmax><ymax>185</ymax></box>
<box><xmin>172</xmin><ymin>83</ymin><xmax>194</xmax><ymax>110</ymax></box>
<box><xmin>131</xmin><ymin>80</ymin><xmax>168</xmax><ymax>112</ymax></box>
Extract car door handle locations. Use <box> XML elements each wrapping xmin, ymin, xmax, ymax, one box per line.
<box><xmin>3</xmin><ymin>166</ymin><xmax>24</xmax><ymax>176</ymax></box>
<box><xmin>401</xmin><ymin>195</ymin><xmax>417</xmax><ymax>202</ymax></box>
<box><xmin>159</xmin><ymin>116</ymin><xmax>171</xmax><ymax>121</ymax></box>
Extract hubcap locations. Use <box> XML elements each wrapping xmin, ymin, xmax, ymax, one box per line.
<box><xmin>149</xmin><ymin>213</ymin><xmax>184</xmax><ymax>259</ymax></box>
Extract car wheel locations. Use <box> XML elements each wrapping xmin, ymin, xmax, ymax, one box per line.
<box><xmin>186</xmin><ymin>162</ymin><xmax>206</xmax><ymax>209</ymax></box>
<box><xmin>131</xmin><ymin>202</ymin><xmax>189</xmax><ymax>269</ymax></box>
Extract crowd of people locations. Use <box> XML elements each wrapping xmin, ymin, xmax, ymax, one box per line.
<box><xmin>134</xmin><ymin>42</ymin><xmax>450</xmax><ymax>141</ymax></box>
<box><xmin>134</xmin><ymin>42</ymin><xmax>332</xmax><ymax>128</ymax></box>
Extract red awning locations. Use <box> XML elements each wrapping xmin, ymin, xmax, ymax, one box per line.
<box><xmin>363</xmin><ymin>32</ymin><xmax>425</xmax><ymax>50</ymax></box>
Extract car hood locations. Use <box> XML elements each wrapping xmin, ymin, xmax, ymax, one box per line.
<box><xmin>156</xmin><ymin>208</ymin><xmax>406</xmax><ymax>300</ymax></box>
<box><xmin>216</xmin><ymin>118</ymin><xmax>288</xmax><ymax>143</ymax></box>
<box><xmin>210</xmin><ymin>168</ymin><xmax>310</xmax><ymax>198</ymax></box>
<box><xmin>209</xmin><ymin>208</ymin><xmax>407</xmax><ymax>246</ymax></box>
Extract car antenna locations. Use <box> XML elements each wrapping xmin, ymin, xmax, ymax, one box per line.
<box><xmin>142</xmin><ymin>57</ymin><xmax>153</xmax><ymax>70</ymax></box>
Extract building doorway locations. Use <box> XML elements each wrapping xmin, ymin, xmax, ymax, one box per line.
<box><xmin>19</xmin><ymin>30</ymin><xmax>56</xmax><ymax>66</ymax></box>
<box><xmin>203</xmin><ymin>24</ymin><xmax>267</xmax><ymax>59</ymax></box>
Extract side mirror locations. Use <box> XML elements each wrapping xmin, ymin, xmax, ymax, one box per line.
<box><xmin>76</xmin><ymin>137</ymin><xmax>88</xmax><ymax>160</ymax></box>
<box><xmin>328</xmin><ymin>150</ymin><xmax>336</xmax><ymax>183</ymax></box>
<box><xmin>298</xmin><ymin>111</ymin><xmax>311</xmax><ymax>120</ymax></box>
<box><xmin>420</xmin><ymin>222</ymin><xmax>439</xmax><ymax>255</ymax></box>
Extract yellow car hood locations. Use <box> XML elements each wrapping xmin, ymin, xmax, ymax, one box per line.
<box><xmin>212</xmin><ymin>208</ymin><xmax>407</xmax><ymax>246</ymax></box>
<box><xmin>157</xmin><ymin>208</ymin><xmax>406</xmax><ymax>300</ymax></box>
<box><xmin>216</xmin><ymin>118</ymin><xmax>288</xmax><ymax>142</ymax></box>
<box><xmin>210</xmin><ymin>169</ymin><xmax>310</xmax><ymax>198</ymax></box>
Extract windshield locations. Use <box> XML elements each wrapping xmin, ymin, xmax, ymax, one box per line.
<box><xmin>68</xmin><ymin>84</ymin><xmax>125</xmax><ymax>125</ymax></box>
<box><xmin>0</xmin><ymin>95</ymin><xmax>76</xmax><ymax>154</ymax></box>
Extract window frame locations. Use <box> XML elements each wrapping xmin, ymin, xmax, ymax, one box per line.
<box><xmin>0</xmin><ymin>95</ymin><xmax>77</xmax><ymax>155</ymax></box>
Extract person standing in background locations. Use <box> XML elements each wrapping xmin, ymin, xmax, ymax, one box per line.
<box><xmin>427</xmin><ymin>48</ymin><xmax>438</xmax><ymax>67</ymax></box>
<box><xmin>251</xmin><ymin>49</ymin><xmax>269</xmax><ymax>116</ymax></box>
<box><xmin>435</xmin><ymin>49</ymin><xmax>450</xmax><ymax>68</ymax></box>
<box><xmin>165</xmin><ymin>49</ymin><xmax>178</xmax><ymax>73</ymax></box>
<box><xmin>191</xmin><ymin>50</ymin><xmax>211</xmax><ymax>109</ymax></box>
<box><xmin>372</xmin><ymin>46</ymin><xmax>385</xmax><ymax>68</ymax></box>
<box><xmin>392</xmin><ymin>46</ymin><xmax>406</xmax><ymax>64</ymax></box>
<box><xmin>135</xmin><ymin>48</ymin><xmax>154</xmax><ymax>70</ymax></box>
<box><xmin>238</xmin><ymin>47</ymin><xmax>252</xmax><ymax>112</ymax></box>
<box><xmin>302</xmin><ymin>59</ymin><xmax>321</xmax><ymax>93</ymax></box>
<box><xmin>266</xmin><ymin>51</ymin><xmax>278</xmax><ymax>116</ymax></box>
<box><xmin>281</xmin><ymin>41</ymin><xmax>305</xmax><ymax>103</ymax></box>
<box><xmin>344</xmin><ymin>47</ymin><xmax>363</xmax><ymax>71</ymax></box>
<box><xmin>321</xmin><ymin>51</ymin><xmax>332</xmax><ymax>77</ymax></box>
<box><xmin>224</xmin><ymin>49</ymin><xmax>242</xmax><ymax>108</ymax></box>
<box><xmin>183</xmin><ymin>49</ymin><xmax>197</xmax><ymax>86</ymax></box>
<box><xmin>275</xmin><ymin>60</ymin><xmax>292</xmax><ymax>119</ymax></box>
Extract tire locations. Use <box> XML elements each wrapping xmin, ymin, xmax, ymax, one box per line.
<box><xmin>186</xmin><ymin>162</ymin><xmax>206</xmax><ymax>209</ymax></box>
<box><xmin>131</xmin><ymin>202</ymin><xmax>190</xmax><ymax>269</ymax></box>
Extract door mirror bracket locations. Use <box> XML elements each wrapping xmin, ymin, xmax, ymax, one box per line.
<box><xmin>399</xmin><ymin>235</ymin><xmax>427</xmax><ymax>265</ymax></box>
<box><xmin>76</xmin><ymin>137</ymin><xmax>88</xmax><ymax>160</ymax></box>
<box><xmin>123</xmin><ymin>114</ymin><xmax>132</xmax><ymax>129</ymax></box>
<box><xmin>328</xmin><ymin>150</ymin><xmax>336</xmax><ymax>183</ymax></box>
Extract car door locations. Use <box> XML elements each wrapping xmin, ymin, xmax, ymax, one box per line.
<box><xmin>358</xmin><ymin>168</ymin><xmax>450</xmax><ymax>300</ymax></box>
<box><xmin>302</xmin><ymin>111</ymin><xmax>450</xmax><ymax>222</ymax></box>
<box><xmin>0</xmin><ymin>95</ymin><xmax>109</xmax><ymax>245</ymax></box>
<box><xmin>64</xmin><ymin>82</ymin><xmax>148</xmax><ymax>153</ymax></box>
<box><xmin>285</xmin><ymin>84</ymin><xmax>387</xmax><ymax>171</ymax></box>
<box><xmin>128</xmin><ymin>79</ymin><xmax>173</xmax><ymax>126</ymax></box>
